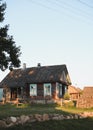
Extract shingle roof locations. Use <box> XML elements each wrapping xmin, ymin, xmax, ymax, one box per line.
<box><xmin>0</xmin><ymin>64</ymin><xmax>71</xmax><ymax>88</ymax></box>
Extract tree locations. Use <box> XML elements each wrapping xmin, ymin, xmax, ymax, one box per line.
<box><xmin>0</xmin><ymin>0</ymin><xmax>21</xmax><ymax>71</ymax></box>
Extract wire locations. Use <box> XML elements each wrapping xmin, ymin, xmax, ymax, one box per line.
<box><xmin>55</xmin><ymin>0</ymin><xmax>93</xmax><ymax>16</ymax></box>
<box><xmin>29</xmin><ymin>0</ymin><xmax>93</xmax><ymax>25</ymax></box>
<box><xmin>77</xmin><ymin>0</ymin><xmax>93</xmax><ymax>8</ymax></box>
<box><xmin>30</xmin><ymin>0</ymin><xmax>77</xmax><ymax>19</ymax></box>
<box><xmin>30</xmin><ymin>0</ymin><xmax>59</xmax><ymax>13</ymax></box>
<box><xmin>46</xmin><ymin>0</ymin><xmax>93</xmax><ymax>21</ymax></box>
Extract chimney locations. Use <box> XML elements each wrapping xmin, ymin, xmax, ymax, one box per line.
<box><xmin>22</xmin><ymin>63</ymin><xmax>26</xmax><ymax>70</ymax></box>
<box><xmin>37</xmin><ymin>63</ymin><xmax>41</xmax><ymax>68</ymax></box>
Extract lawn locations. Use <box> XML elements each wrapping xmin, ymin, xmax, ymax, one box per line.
<box><xmin>1</xmin><ymin>118</ymin><xmax>93</xmax><ymax>130</ymax></box>
<box><xmin>0</xmin><ymin>103</ymin><xmax>70</xmax><ymax>119</ymax></box>
<box><xmin>0</xmin><ymin>103</ymin><xmax>93</xmax><ymax>130</ymax></box>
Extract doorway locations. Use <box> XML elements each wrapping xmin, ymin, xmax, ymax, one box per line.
<box><xmin>11</xmin><ymin>87</ymin><xmax>21</xmax><ymax>100</ymax></box>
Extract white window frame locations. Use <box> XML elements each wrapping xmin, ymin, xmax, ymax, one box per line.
<box><xmin>44</xmin><ymin>83</ymin><xmax>51</xmax><ymax>97</ymax></box>
<box><xmin>0</xmin><ymin>88</ymin><xmax>3</xmax><ymax>99</ymax></box>
<box><xmin>30</xmin><ymin>84</ymin><xmax>37</xmax><ymax>96</ymax></box>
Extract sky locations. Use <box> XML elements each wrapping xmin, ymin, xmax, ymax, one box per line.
<box><xmin>0</xmin><ymin>0</ymin><xmax>93</xmax><ymax>89</ymax></box>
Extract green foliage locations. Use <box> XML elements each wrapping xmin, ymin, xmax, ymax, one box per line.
<box><xmin>0</xmin><ymin>0</ymin><xmax>21</xmax><ymax>71</ymax></box>
<box><xmin>63</xmin><ymin>100</ymin><xmax>75</xmax><ymax>108</ymax></box>
<box><xmin>0</xmin><ymin>1</ymin><xmax>6</xmax><ymax>22</ymax></box>
<box><xmin>63</xmin><ymin>92</ymin><xmax>70</xmax><ymax>100</ymax></box>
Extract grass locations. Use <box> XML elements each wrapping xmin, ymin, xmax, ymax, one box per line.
<box><xmin>0</xmin><ymin>103</ymin><xmax>93</xmax><ymax>130</ymax></box>
<box><xmin>57</xmin><ymin>106</ymin><xmax>93</xmax><ymax>114</ymax></box>
<box><xmin>1</xmin><ymin>118</ymin><xmax>93</xmax><ymax>130</ymax></box>
<box><xmin>0</xmin><ymin>103</ymin><xmax>70</xmax><ymax>119</ymax></box>
<box><xmin>0</xmin><ymin>103</ymin><xmax>93</xmax><ymax>119</ymax></box>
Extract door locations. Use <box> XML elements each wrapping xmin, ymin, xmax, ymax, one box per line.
<box><xmin>11</xmin><ymin>87</ymin><xmax>21</xmax><ymax>100</ymax></box>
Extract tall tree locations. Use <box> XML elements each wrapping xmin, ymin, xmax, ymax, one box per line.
<box><xmin>0</xmin><ymin>0</ymin><xmax>21</xmax><ymax>71</ymax></box>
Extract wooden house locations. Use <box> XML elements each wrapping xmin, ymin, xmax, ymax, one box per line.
<box><xmin>82</xmin><ymin>87</ymin><xmax>93</xmax><ymax>97</ymax></box>
<box><xmin>77</xmin><ymin>86</ymin><xmax>93</xmax><ymax>108</ymax></box>
<box><xmin>68</xmin><ymin>86</ymin><xmax>81</xmax><ymax>100</ymax></box>
<box><xmin>0</xmin><ymin>64</ymin><xmax>71</xmax><ymax>103</ymax></box>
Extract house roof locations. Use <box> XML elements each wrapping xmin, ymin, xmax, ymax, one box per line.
<box><xmin>83</xmin><ymin>87</ymin><xmax>93</xmax><ymax>97</ymax></box>
<box><xmin>68</xmin><ymin>86</ymin><xmax>82</xmax><ymax>94</ymax></box>
<box><xmin>0</xmin><ymin>64</ymin><xmax>71</xmax><ymax>88</ymax></box>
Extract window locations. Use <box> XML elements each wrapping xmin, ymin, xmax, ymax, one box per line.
<box><xmin>30</xmin><ymin>84</ymin><xmax>37</xmax><ymax>96</ymax></box>
<box><xmin>44</xmin><ymin>83</ymin><xmax>51</xmax><ymax>96</ymax></box>
<box><xmin>58</xmin><ymin>84</ymin><xmax>62</xmax><ymax>96</ymax></box>
<box><xmin>0</xmin><ymin>88</ymin><xmax>3</xmax><ymax>99</ymax></box>
<box><xmin>56</xmin><ymin>83</ymin><xmax>62</xmax><ymax>97</ymax></box>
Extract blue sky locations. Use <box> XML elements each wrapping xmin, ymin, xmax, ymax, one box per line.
<box><xmin>0</xmin><ymin>0</ymin><xmax>93</xmax><ymax>89</ymax></box>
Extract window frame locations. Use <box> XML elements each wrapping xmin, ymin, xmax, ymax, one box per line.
<box><xmin>44</xmin><ymin>83</ymin><xmax>52</xmax><ymax>97</ymax></box>
<box><xmin>30</xmin><ymin>84</ymin><xmax>37</xmax><ymax>96</ymax></box>
<box><xmin>0</xmin><ymin>88</ymin><xmax>3</xmax><ymax>99</ymax></box>
<box><xmin>56</xmin><ymin>82</ymin><xmax>62</xmax><ymax>97</ymax></box>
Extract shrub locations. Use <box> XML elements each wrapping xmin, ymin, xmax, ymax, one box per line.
<box><xmin>63</xmin><ymin>92</ymin><xmax>70</xmax><ymax>100</ymax></box>
<box><xmin>63</xmin><ymin>100</ymin><xmax>74</xmax><ymax>108</ymax></box>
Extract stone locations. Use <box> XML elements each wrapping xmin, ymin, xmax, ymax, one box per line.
<box><xmin>10</xmin><ymin>116</ymin><xmax>17</xmax><ymax>123</ymax></box>
<box><xmin>0</xmin><ymin>120</ymin><xmax>7</xmax><ymax>128</ymax></box>
<box><xmin>5</xmin><ymin>117</ymin><xmax>12</xmax><ymax>125</ymax></box>
<box><xmin>52</xmin><ymin>116</ymin><xmax>59</xmax><ymax>120</ymax></box>
<box><xmin>0</xmin><ymin>113</ymin><xmax>90</xmax><ymax>128</ymax></box>
<box><xmin>16</xmin><ymin>117</ymin><xmax>21</xmax><ymax>124</ymax></box>
<box><xmin>74</xmin><ymin>114</ymin><xmax>79</xmax><ymax>119</ymax></box>
<box><xmin>59</xmin><ymin>115</ymin><xmax>65</xmax><ymax>120</ymax></box>
<box><xmin>82</xmin><ymin>112</ymin><xmax>93</xmax><ymax>117</ymax></box>
<box><xmin>0</xmin><ymin>120</ymin><xmax>14</xmax><ymax>128</ymax></box>
<box><xmin>34</xmin><ymin>114</ymin><xmax>42</xmax><ymax>121</ymax></box>
<box><xmin>42</xmin><ymin>114</ymin><xmax>49</xmax><ymax>121</ymax></box>
<box><xmin>66</xmin><ymin>116</ymin><xmax>71</xmax><ymax>119</ymax></box>
<box><xmin>20</xmin><ymin>115</ymin><xmax>30</xmax><ymax>124</ymax></box>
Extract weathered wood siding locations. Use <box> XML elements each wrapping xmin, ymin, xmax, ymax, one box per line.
<box><xmin>51</xmin><ymin>83</ymin><xmax>56</xmax><ymax>99</ymax></box>
<box><xmin>3</xmin><ymin>86</ymin><xmax>11</xmax><ymax>102</ymax></box>
<box><xmin>3</xmin><ymin>82</ymin><xmax>67</xmax><ymax>104</ymax></box>
<box><xmin>37</xmin><ymin>83</ymin><xmax>44</xmax><ymax>97</ymax></box>
<box><xmin>25</xmin><ymin>83</ymin><xmax>56</xmax><ymax>100</ymax></box>
<box><xmin>77</xmin><ymin>96</ymin><xmax>93</xmax><ymax>108</ymax></box>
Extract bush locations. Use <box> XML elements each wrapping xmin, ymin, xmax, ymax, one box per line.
<box><xmin>63</xmin><ymin>92</ymin><xmax>70</xmax><ymax>100</ymax></box>
<box><xmin>63</xmin><ymin>100</ymin><xmax>74</xmax><ymax>108</ymax></box>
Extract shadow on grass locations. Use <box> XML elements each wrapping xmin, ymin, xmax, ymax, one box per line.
<box><xmin>0</xmin><ymin>103</ymin><xmax>73</xmax><ymax>119</ymax></box>
<box><xmin>0</xmin><ymin>103</ymin><xmax>93</xmax><ymax>130</ymax></box>
<box><xmin>1</xmin><ymin>118</ymin><xmax>93</xmax><ymax>130</ymax></box>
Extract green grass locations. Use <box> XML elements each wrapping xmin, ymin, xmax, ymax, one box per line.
<box><xmin>0</xmin><ymin>103</ymin><xmax>93</xmax><ymax>130</ymax></box>
<box><xmin>1</xmin><ymin>118</ymin><xmax>93</xmax><ymax>130</ymax></box>
<box><xmin>0</xmin><ymin>103</ymin><xmax>93</xmax><ymax>119</ymax></box>
<box><xmin>57</xmin><ymin>106</ymin><xmax>93</xmax><ymax>114</ymax></box>
<box><xmin>0</xmin><ymin>103</ymin><xmax>70</xmax><ymax>119</ymax></box>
